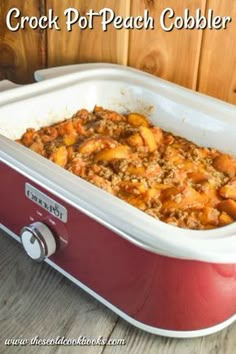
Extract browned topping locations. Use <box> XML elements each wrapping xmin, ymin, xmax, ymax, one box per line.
<box><xmin>17</xmin><ymin>107</ymin><xmax>236</xmax><ymax>230</ymax></box>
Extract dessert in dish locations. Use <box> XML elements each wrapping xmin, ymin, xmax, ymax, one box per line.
<box><xmin>16</xmin><ymin>107</ymin><xmax>236</xmax><ymax>230</ymax></box>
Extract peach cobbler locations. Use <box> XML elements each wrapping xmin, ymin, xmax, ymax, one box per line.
<box><xmin>17</xmin><ymin>107</ymin><xmax>236</xmax><ymax>230</ymax></box>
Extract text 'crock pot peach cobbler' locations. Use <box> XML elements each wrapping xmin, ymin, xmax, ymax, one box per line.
<box><xmin>17</xmin><ymin>107</ymin><xmax>236</xmax><ymax>230</ymax></box>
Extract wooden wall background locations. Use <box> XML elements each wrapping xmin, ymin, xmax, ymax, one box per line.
<box><xmin>0</xmin><ymin>0</ymin><xmax>235</xmax><ymax>104</ymax></box>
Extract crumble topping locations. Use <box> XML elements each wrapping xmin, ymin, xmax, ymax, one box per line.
<box><xmin>16</xmin><ymin>106</ymin><xmax>236</xmax><ymax>230</ymax></box>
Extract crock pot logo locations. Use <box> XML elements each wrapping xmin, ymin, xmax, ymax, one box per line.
<box><xmin>25</xmin><ymin>183</ymin><xmax>67</xmax><ymax>223</ymax></box>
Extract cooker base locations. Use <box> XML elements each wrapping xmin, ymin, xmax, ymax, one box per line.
<box><xmin>1</xmin><ymin>224</ymin><xmax>235</xmax><ymax>339</ymax></box>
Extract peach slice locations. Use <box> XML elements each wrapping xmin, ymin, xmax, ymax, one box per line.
<box><xmin>219</xmin><ymin>178</ymin><xmax>236</xmax><ymax>200</ymax></box>
<box><xmin>213</xmin><ymin>154</ymin><xmax>235</xmax><ymax>177</ymax></box>
<box><xmin>217</xmin><ymin>199</ymin><xmax>236</xmax><ymax>220</ymax></box>
<box><xmin>139</xmin><ymin>126</ymin><xmax>157</xmax><ymax>152</ymax></box>
<box><xmin>127</xmin><ymin>113</ymin><xmax>150</xmax><ymax>127</ymax></box>
<box><xmin>50</xmin><ymin>146</ymin><xmax>68</xmax><ymax>167</ymax></box>
<box><xmin>95</xmin><ymin>145</ymin><xmax>130</xmax><ymax>161</ymax></box>
<box><xmin>219</xmin><ymin>212</ymin><xmax>234</xmax><ymax>226</ymax></box>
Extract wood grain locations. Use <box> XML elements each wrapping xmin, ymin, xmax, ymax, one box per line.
<box><xmin>128</xmin><ymin>0</ymin><xmax>207</xmax><ymax>90</ymax></box>
<box><xmin>0</xmin><ymin>1</ymin><xmax>46</xmax><ymax>83</ymax></box>
<box><xmin>197</xmin><ymin>1</ymin><xmax>236</xmax><ymax>104</ymax></box>
<box><xmin>46</xmin><ymin>0</ymin><xmax>130</xmax><ymax>67</ymax></box>
<box><xmin>0</xmin><ymin>230</ymin><xmax>236</xmax><ymax>354</ymax></box>
<box><xmin>103</xmin><ymin>318</ymin><xmax>236</xmax><ymax>354</ymax></box>
<box><xmin>1</xmin><ymin>0</ymin><xmax>236</xmax><ymax>104</ymax></box>
<box><xmin>0</xmin><ymin>231</ymin><xmax>117</xmax><ymax>354</ymax></box>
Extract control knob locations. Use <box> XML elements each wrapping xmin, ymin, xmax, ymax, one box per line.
<box><xmin>20</xmin><ymin>222</ymin><xmax>56</xmax><ymax>262</ymax></box>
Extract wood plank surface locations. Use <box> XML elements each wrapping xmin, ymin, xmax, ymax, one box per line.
<box><xmin>0</xmin><ymin>231</ymin><xmax>117</xmax><ymax>354</ymax></box>
<box><xmin>128</xmin><ymin>0</ymin><xmax>207</xmax><ymax>90</ymax></box>
<box><xmin>1</xmin><ymin>0</ymin><xmax>236</xmax><ymax>104</ymax></box>
<box><xmin>46</xmin><ymin>0</ymin><xmax>130</xmax><ymax>67</ymax></box>
<box><xmin>197</xmin><ymin>1</ymin><xmax>236</xmax><ymax>104</ymax></box>
<box><xmin>0</xmin><ymin>230</ymin><xmax>235</xmax><ymax>354</ymax></box>
<box><xmin>0</xmin><ymin>1</ymin><xmax>46</xmax><ymax>83</ymax></box>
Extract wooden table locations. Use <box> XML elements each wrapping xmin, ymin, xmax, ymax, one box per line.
<box><xmin>0</xmin><ymin>229</ymin><xmax>235</xmax><ymax>354</ymax></box>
